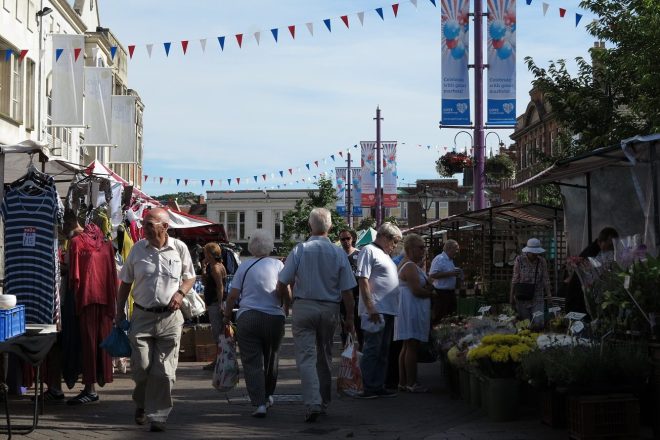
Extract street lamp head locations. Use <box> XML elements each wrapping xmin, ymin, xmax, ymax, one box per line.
<box><xmin>36</xmin><ymin>7</ymin><xmax>53</xmax><ymax>18</ymax></box>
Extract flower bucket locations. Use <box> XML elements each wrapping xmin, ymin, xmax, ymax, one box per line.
<box><xmin>469</xmin><ymin>371</ymin><xmax>482</xmax><ymax>408</ymax></box>
<box><xmin>486</xmin><ymin>377</ymin><xmax>520</xmax><ymax>422</ymax></box>
<box><xmin>459</xmin><ymin>368</ymin><xmax>471</xmax><ymax>404</ymax></box>
<box><xmin>480</xmin><ymin>376</ymin><xmax>490</xmax><ymax>415</ymax></box>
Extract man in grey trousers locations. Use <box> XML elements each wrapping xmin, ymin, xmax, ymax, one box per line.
<box><xmin>277</xmin><ymin>207</ymin><xmax>356</xmax><ymax>422</ymax></box>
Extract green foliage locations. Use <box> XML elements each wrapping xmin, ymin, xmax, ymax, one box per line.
<box><xmin>153</xmin><ymin>192</ymin><xmax>200</xmax><ymax>203</ymax></box>
<box><xmin>525</xmin><ymin>0</ymin><xmax>660</xmax><ymax>151</ymax></box>
<box><xmin>280</xmin><ymin>177</ymin><xmax>348</xmax><ymax>255</ymax></box>
<box><xmin>484</xmin><ymin>154</ymin><xmax>515</xmax><ymax>180</ymax></box>
<box><xmin>356</xmin><ymin>217</ymin><xmax>376</xmax><ymax>231</ymax></box>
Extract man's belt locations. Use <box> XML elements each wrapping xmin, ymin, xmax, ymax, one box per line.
<box><xmin>134</xmin><ymin>303</ymin><xmax>171</xmax><ymax>313</ymax></box>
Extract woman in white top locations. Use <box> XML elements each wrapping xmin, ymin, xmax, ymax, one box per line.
<box><xmin>224</xmin><ymin>230</ymin><xmax>290</xmax><ymax>418</ymax></box>
<box><xmin>394</xmin><ymin>234</ymin><xmax>434</xmax><ymax>393</ymax></box>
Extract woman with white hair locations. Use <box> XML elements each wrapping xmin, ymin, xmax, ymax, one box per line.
<box><xmin>223</xmin><ymin>230</ymin><xmax>289</xmax><ymax>418</ymax></box>
<box><xmin>510</xmin><ymin>238</ymin><xmax>552</xmax><ymax>325</ymax></box>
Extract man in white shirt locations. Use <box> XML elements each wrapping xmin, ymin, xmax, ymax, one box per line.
<box><xmin>116</xmin><ymin>208</ymin><xmax>195</xmax><ymax>433</ymax></box>
<box><xmin>429</xmin><ymin>239</ymin><xmax>461</xmax><ymax>320</ymax></box>
<box><xmin>355</xmin><ymin>222</ymin><xmax>402</xmax><ymax>399</ymax></box>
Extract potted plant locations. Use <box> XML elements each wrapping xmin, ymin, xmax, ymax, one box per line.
<box><xmin>484</xmin><ymin>154</ymin><xmax>515</xmax><ymax>181</ymax></box>
<box><xmin>435</xmin><ymin>151</ymin><xmax>473</xmax><ymax>177</ymax></box>
<box><xmin>467</xmin><ymin>332</ymin><xmax>537</xmax><ymax>421</ymax></box>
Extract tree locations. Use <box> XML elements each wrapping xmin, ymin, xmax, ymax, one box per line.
<box><xmin>153</xmin><ymin>192</ymin><xmax>200</xmax><ymax>204</ymax></box>
<box><xmin>280</xmin><ymin>177</ymin><xmax>348</xmax><ymax>254</ymax></box>
<box><xmin>525</xmin><ymin>0</ymin><xmax>660</xmax><ymax>153</ymax></box>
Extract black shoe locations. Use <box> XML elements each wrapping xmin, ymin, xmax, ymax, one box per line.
<box><xmin>31</xmin><ymin>389</ymin><xmax>65</xmax><ymax>403</ymax></box>
<box><xmin>66</xmin><ymin>391</ymin><xmax>99</xmax><ymax>405</ymax></box>
<box><xmin>202</xmin><ymin>361</ymin><xmax>216</xmax><ymax>371</ymax></box>
<box><xmin>374</xmin><ymin>388</ymin><xmax>398</xmax><ymax>398</ymax></box>
<box><xmin>354</xmin><ymin>391</ymin><xmax>379</xmax><ymax>400</ymax></box>
<box><xmin>150</xmin><ymin>421</ymin><xmax>166</xmax><ymax>432</ymax></box>
<box><xmin>304</xmin><ymin>409</ymin><xmax>321</xmax><ymax>423</ymax></box>
<box><xmin>134</xmin><ymin>408</ymin><xmax>147</xmax><ymax>425</ymax></box>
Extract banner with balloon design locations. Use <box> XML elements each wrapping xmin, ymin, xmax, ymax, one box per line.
<box><xmin>440</xmin><ymin>0</ymin><xmax>470</xmax><ymax>125</ymax></box>
<box><xmin>487</xmin><ymin>0</ymin><xmax>517</xmax><ymax>125</ymax></box>
<box><xmin>335</xmin><ymin>167</ymin><xmax>347</xmax><ymax>215</ymax></box>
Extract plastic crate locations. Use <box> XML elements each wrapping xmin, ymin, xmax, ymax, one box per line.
<box><xmin>568</xmin><ymin>394</ymin><xmax>639</xmax><ymax>440</ymax></box>
<box><xmin>195</xmin><ymin>344</ymin><xmax>217</xmax><ymax>363</ymax></box>
<box><xmin>0</xmin><ymin>305</ymin><xmax>26</xmax><ymax>342</ymax></box>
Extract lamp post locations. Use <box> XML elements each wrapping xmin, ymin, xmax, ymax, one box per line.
<box><xmin>453</xmin><ymin>130</ymin><xmax>473</xmax><ymax>152</ymax></box>
<box><xmin>485</xmin><ymin>132</ymin><xmax>505</xmax><ymax>158</ymax></box>
<box><xmin>417</xmin><ymin>184</ymin><xmax>434</xmax><ymax>224</ymax></box>
<box><xmin>36</xmin><ymin>4</ymin><xmax>53</xmax><ymax>143</ymax></box>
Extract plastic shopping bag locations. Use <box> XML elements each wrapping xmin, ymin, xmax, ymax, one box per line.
<box><xmin>212</xmin><ymin>324</ymin><xmax>239</xmax><ymax>392</ymax></box>
<box><xmin>336</xmin><ymin>334</ymin><xmax>363</xmax><ymax>397</ymax></box>
<box><xmin>100</xmin><ymin>323</ymin><xmax>131</xmax><ymax>358</ymax></box>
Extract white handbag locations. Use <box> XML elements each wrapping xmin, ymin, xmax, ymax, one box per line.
<box><xmin>181</xmin><ymin>289</ymin><xmax>207</xmax><ymax>319</ymax></box>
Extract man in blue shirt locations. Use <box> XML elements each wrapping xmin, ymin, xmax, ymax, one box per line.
<box><xmin>277</xmin><ymin>208</ymin><xmax>356</xmax><ymax>422</ymax></box>
<box><xmin>429</xmin><ymin>239</ymin><xmax>461</xmax><ymax>320</ymax></box>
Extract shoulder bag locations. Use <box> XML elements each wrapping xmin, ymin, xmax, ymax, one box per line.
<box><xmin>514</xmin><ymin>259</ymin><xmax>540</xmax><ymax>301</ymax></box>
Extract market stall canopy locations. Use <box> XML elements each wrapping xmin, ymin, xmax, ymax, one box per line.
<box><xmin>0</xmin><ymin>140</ymin><xmax>84</xmax><ymax>198</ymax></box>
<box><xmin>403</xmin><ymin>203</ymin><xmax>563</xmax><ymax>235</ymax></box>
<box><xmin>356</xmin><ymin>227</ymin><xmax>377</xmax><ymax>247</ymax></box>
<box><xmin>85</xmin><ymin>160</ymin><xmax>214</xmax><ymax>230</ymax></box>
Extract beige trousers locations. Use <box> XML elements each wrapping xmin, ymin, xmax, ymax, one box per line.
<box><xmin>128</xmin><ymin>308</ymin><xmax>183</xmax><ymax>423</ymax></box>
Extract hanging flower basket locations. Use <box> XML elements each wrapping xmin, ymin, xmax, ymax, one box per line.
<box><xmin>484</xmin><ymin>154</ymin><xmax>515</xmax><ymax>180</ymax></box>
<box><xmin>436</xmin><ymin>152</ymin><xmax>473</xmax><ymax>177</ymax></box>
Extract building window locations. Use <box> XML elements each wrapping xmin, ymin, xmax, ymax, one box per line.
<box><xmin>25</xmin><ymin>59</ymin><xmax>34</xmax><ymax>129</ymax></box>
<box><xmin>15</xmin><ymin>0</ymin><xmax>25</xmax><ymax>23</ymax></box>
<box><xmin>218</xmin><ymin>211</ymin><xmax>246</xmax><ymax>242</ymax></box>
<box><xmin>437</xmin><ymin>201</ymin><xmax>449</xmax><ymax>219</ymax></box>
<box><xmin>256</xmin><ymin>211</ymin><xmax>263</xmax><ymax>229</ymax></box>
<box><xmin>27</xmin><ymin>0</ymin><xmax>35</xmax><ymax>31</ymax></box>
<box><xmin>274</xmin><ymin>211</ymin><xmax>285</xmax><ymax>240</ymax></box>
<box><xmin>0</xmin><ymin>45</ymin><xmax>24</xmax><ymax>122</ymax></box>
<box><xmin>3</xmin><ymin>0</ymin><xmax>11</xmax><ymax>13</ymax></box>
<box><xmin>399</xmin><ymin>201</ymin><xmax>408</xmax><ymax>219</ymax></box>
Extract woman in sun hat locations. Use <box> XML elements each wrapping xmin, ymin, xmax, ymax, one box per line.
<box><xmin>509</xmin><ymin>238</ymin><xmax>552</xmax><ymax>325</ymax></box>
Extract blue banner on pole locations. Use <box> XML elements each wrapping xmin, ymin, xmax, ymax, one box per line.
<box><xmin>440</xmin><ymin>0</ymin><xmax>471</xmax><ymax>126</ymax></box>
<box><xmin>486</xmin><ymin>0</ymin><xmax>517</xmax><ymax>125</ymax></box>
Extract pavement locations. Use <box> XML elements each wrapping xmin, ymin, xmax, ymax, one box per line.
<box><xmin>0</xmin><ymin>321</ymin><xmax>628</xmax><ymax>440</ymax></box>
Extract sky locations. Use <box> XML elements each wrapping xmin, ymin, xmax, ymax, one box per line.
<box><xmin>97</xmin><ymin>0</ymin><xmax>597</xmax><ymax>196</ymax></box>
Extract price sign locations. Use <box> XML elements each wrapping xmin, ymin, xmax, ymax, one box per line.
<box><xmin>531</xmin><ymin>311</ymin><xmax>544</xmax><ymax>320</ymax></box>
<box><xmin>478</xmin><ymin>305</ymin><xmax>492</xmax><ymax>314</ymax></box>
<box><xmin>565</xmin><ymin>312</ymin><xmax>587</xmax><ymax>321</ymax></box>
<box><xmin>570</xmin><ymin>321</ymin><xmax>585</xmax><ymax>334</ymax></box>
<box><xmin>498</xmin><ymin>314</ymin><xmax>509</xmax><ymax>322</ymax></box>
<box><xmin>624</xmin><ymin>275</ymin><xmax>631</xmax><ymax>289</ymax></box>
<box><xmin>548</xmin><ymin>306</ymin><xmax>561</xmax><ymax>315</ymax></box>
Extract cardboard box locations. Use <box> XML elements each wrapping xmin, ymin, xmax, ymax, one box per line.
<box><xmin>193</xmin><ymin>324</ymin><xmax>214</xmax><ymax>346</ymax></box>
<box><xmin>179</xmin><ymin>326</ymin><xmax>196</xmax><ymax>362</ymax></box>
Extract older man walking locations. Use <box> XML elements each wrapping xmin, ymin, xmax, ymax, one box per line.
<box><xmin>355</xmin><ymin>222</ymin><xmax>402</xmax><ymax>399</ymax></box>
<box><xmin>277</xmin><ymin>208</ymin><xmax>356</xmax><ymax>422</ymax></box>
<box><xmin>116</xmin><ymin>208</ymin><xmax>195</xmax><ymax>432</ymax></box>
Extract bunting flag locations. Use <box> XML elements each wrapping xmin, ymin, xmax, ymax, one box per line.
<box><xmin>279</xmin><ymin>170</ymin><xmax>284</xmax><ymax>177</ymax></box>
<box><xmin>218</xmin><ymin>36</ymin><xmax>226</xmax><ymax>51</ymax></box>
<box><xmin>146</xmin><ymin>44</ymin><xmax>153</xmax><ymax>57</ymax></box>
<box><xmin>576</xmin><ymin>13</ymin><xmax>583</xmax><ymax>26</ymax></box>
<box><xmin>253</xmin><ymin>176</ymin><xmax>258</xmax><ymax>182</ymax></box>
<box><xmin>159</xmin><ymin>177</ymin><xmax>163</xmax><ymax>184</ymax></box>
<box><xmin>288</xmin><ymin>25</ymin><xmax>296</xmax><ymax>39</ymax></box>
<box><xmin>338</xmin><ymin>151</ymin><xmax>343</xmax><ymax>158</ymax></box>
<box><xmin>262</xmin><ymin>174</ymin><xmax>267</xmax><ymax>181</ymax></box>
<box><xmin>341</xmin><ymin>15</ymin><xmax>349</xmax><ymax>28</ymax></box>
<box><xmin>411</xmin><ymin>0</ymin><xmax>418</xmax><ymax>7</ymax></box>
<box><xmin>271</xmin><ymin>28</ymin><xmax>278</xmax><ymax>42</ymax></box>
<box><xmin>254</xmin><ymin>32</ymin><xmax>261</xmax><ymax>45</ymax></box>
<box><xmin>110</xmin><ymin>46</ymin><xmax>117</xmax><ymax>59</ymax></box>
<box><xmin>201</xmin><ymin>179</ymin><xmax>205</xmax><ymax>186</ymax></box>
<box><xmin>429</xmin><ymin>0</ymin><xmax>437</xmax><ymax>6</ymax></box>
<box><xmin>200</xmin><ymin>38</ymin><xmax>207</xmax><ymax>52</ymax></box>
<box><xmin>236</xmin><ymin>177</ymin><xmax>241</xmax><ymax>184</ymax></box>
<box><xmin>305</xmin><ymin>163</ymin><xmax>310</xmax><ymax>170</ymax></box>
<box><xmin>330</xmin><ymin>154</ymin><xmax>335</xmax><ymax>161</ymax></box>
<box><xmin>376</xmin><ymin>7</ymin><xmax>384</xmax><ymax>20</ymax></box>
<box><xmin>181</xmin><ymin>40</ymin><xmax>189</xmax><ymax>54</ymax></box>
<box><xmin>74</xmin><ymin>48</ymin><xmax>82</xmax><ymax>61</ymax></box>
<box><xmin>357</xmin><ymin>11</ymin><xmax>365</xmax><ymax>25</ymax></box>
<box><xmin>559</xmin><ymin>8</ymin><xmax>566</xmax><ymax>17</ymax></box>
<box><xmin>128</xmin><ymin>45</ymin><xmax>136</xmax><ymax>58</ymax></box>
<box><xmin>227</xmin><ymin>178</ymin><xmax>231</xmax><ymax>186</ymax></box>
<box><xmin>236</xmin><ymin>34</ymin><xmax>243</xmax><ymax>48</ymax></box>
<box><xmin>542</xmin><ymin>2</ymin><xmax>549</xmax><ymax>15</ymax></box>
<box><xmin>306</xmin><ymin>22</ymin><xmax>314</xmax><ymax>35</ymax></box>
<box><xmin>164</xmin><ymin>42</ymin><xmax>171</xmax><ymax>56</ymax></box>
<box><xmin>144</xmin><ymin>175</ymin><xmax>148</xmax><ymax>182</ymax></box>
<box><xmin>324</xmin><ymin>18</ymin><xmax>332</xmax><ymax>32</ymax></box>
<box><xmin>18</xmin><ymin>49</ymin><xmax>28</xmax><ymax>61</ymax></box>
<box><xmin>288</xmin><ymin>168</ymin><xmax>293</xmax><ymax>175</ymax></box>
<box><xmin>210</xmin><ymin>179</ymin><xmax>214</xmax><ymax>186</ymax></box>
<box><xmin>184</xmin><ymin>179</ymin><xmax>189</xmax><ymax>186</ymax></box>
<box><xmin>392</xmin><ymin>4</ymin><xmax>400</xmax><ymax>17</ymax></box>
<box><xmin>176</xmin><ymin>178</ymin><xmax>180</xmax><ymax>186</ymax></box>
<box><xmin>314</xmin><ymin>160</ymin><xmax>319</xmax><ymax>167</ymax></box>
<box><xmin>526</xmin><ymin>0</ymin><xmax>532</xmax><ymax>4</ymax></box>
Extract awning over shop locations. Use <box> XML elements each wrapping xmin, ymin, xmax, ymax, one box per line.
<box><xmin>356</xmin><ymin>227</ymin><xmax>377</xmax><ymax>247</ymax></box>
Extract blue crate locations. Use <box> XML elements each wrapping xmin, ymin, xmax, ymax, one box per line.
<box><xmin>0</xmin><ymin>305</ymin><xmax>26</xmax><ymax>342</ymax></box>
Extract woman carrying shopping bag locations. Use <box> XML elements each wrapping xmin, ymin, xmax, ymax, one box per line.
<box><xmin>223</xmin><ymin>230</ymin><xmax>289</xmax><ymax>418</ymax></box>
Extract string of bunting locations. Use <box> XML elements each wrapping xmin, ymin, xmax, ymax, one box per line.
<box><xmin>0</xmin><ymin>0</ymin><xmax>592</xmax><ymax>62</ymax></box>
<box><xmin>144</xmin><ymin>141</ymin><xmax>442</xmax><ymax>189</ymax></box>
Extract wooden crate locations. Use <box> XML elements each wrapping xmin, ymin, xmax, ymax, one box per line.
<box><xmin>195</xmin><ymin>344</ymin><xmax>217</xmax><ymax>363</ymax></box>
<box><xmin>568</xmin><ymin>394</ymin><xmax>639</xmax><ymax>440</ymax></box>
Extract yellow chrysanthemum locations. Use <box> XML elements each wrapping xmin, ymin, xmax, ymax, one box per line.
<box><xmin>510</xmin><ymin>344</ymin><xmax>532</xmax><ymax>362</ymax></box>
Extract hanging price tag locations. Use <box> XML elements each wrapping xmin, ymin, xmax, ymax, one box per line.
<box><xmin>624</xmin><ymin>275</ymin><xmax>631</xmax><ymax>289</ymax></box>
<box><xmin>478</xmin><ymin>305</ymin><xmax>492</xmax><ymax>314</ymax></box>
<box><xmin>570</xmin><ymin>320</ymin><xmax>585</xmax><ymax>334</ymax></box>
<box><xmin>565</xmin><ymin>312</ymin><xmax>586</xmax><ymax>321</ymax></box>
